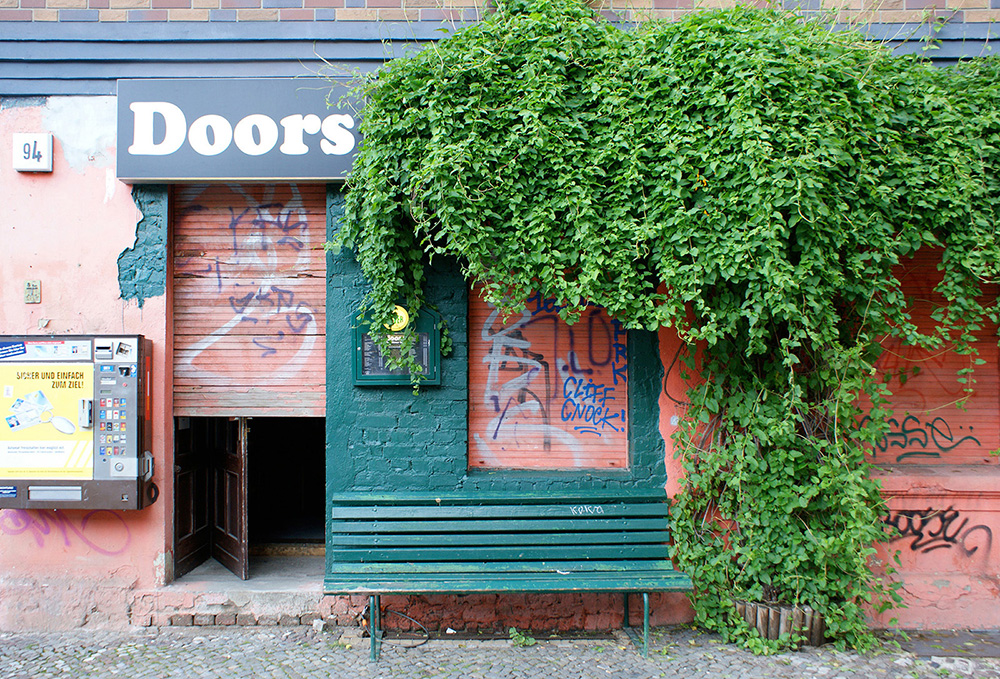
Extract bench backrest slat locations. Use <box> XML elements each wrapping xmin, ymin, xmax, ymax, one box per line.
<box><xmin>330</xmin><ymin>530</ymin><xmax>672</xmax><ymax>548</ymax></box>
<box><xmin>332</xmin><ymin>517</ymin><xmax>669</xmax><ymax>534</ymax></box>
<box><xmin>326</xmin><ymin>559</ymin><xmax>683</xmax><ymax>574</ymax></box>
<box><xmin>331</xmin><ymin>544</ymin><xmax>669</xmax><ymax>562</ymax></box>
<box><xmin>332</xmin><ymin>503</ymin><xmax>662</xmax><ymax>520</ymax></box>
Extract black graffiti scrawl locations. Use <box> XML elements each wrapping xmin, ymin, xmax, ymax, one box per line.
<box><xmin>885</xmin><ymin>506</ymin><xmax>993</xmax><ymax>558</ymax></box>
<box><xmin>860</xmin><ymin>414</ymin><xmax>982</xmax><ymax>463</ymax></box>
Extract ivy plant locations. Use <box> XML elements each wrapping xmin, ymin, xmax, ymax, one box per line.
<box><xmin>333</xmin><ymin>0</ymin><xmax>1000</xmax><ymax>650</ymax></box>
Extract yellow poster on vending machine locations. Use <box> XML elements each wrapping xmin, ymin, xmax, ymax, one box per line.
<box><xmin>0</xmin><ymin>363</ymin><xmax>94</xmax><ymax>480</ymax></box>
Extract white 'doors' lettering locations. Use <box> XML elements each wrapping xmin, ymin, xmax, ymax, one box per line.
<box><xmin>233</xmin><ymin>114</ymin><xmax>280</xmax><ymax>156</ymax></box>
<box><xmin>188</xmin><ymin>114</ymin><xmax>233</xmax><ymax>156</ymax></box>
<box><xmin>127</xmin><ymin>103</ymin><xmax>357</xmax><ymax>158</ymax></box>
<box><xmin>319</xmin><ymin>114</ymin><xmax>356</xmax><ymax>156</ymax></box>
<box><xmin>128</xmin><ymin>101</ymin><xmax>187</xmax><ymax>156</ymax></box>
<box><xmin>279</xmin><ymin>114</ymin><xmax>322</xmax><ymax>155</ymax></box>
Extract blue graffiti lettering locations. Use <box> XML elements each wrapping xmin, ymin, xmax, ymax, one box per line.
<box><xmin>560</xmin><ymin>376</ymin><xmax>624</xmax><ymax>435</ymax></box>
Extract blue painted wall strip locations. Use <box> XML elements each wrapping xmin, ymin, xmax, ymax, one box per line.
<box><xmin>1</xmin><ymin>20</ymin><xmax>472</xmax><ymax>42</ymax></box>
<box><xmin>1</xmin><ymin>21</ymin><xmax>995</xmax><ymax>96</ymax></box>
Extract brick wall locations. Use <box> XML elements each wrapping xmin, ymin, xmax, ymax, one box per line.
<box><xmin>0</xmin><ymin>0</ymin><xmax>997</xmax><ymax>25</ymax></box>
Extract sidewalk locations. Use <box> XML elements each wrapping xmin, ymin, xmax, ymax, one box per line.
<box><xmin>3</xmin><ymin>624</ymin><xmax>1000</xmax><ymax>679</ymax></box>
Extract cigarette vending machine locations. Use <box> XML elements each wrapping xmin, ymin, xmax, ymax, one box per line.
<box><xmin>0</xmin><ymin>335</ymin><xmax>155</xmax><ymax>509</ymax></box>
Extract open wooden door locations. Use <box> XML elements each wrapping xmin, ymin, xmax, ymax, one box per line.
<box><xmin>174</xmin><ymin>417</ymin><xmax>250</xmax><ymax>580</ymax></box>
<box><xmin>211</xmin><ymin>417</ymin><xmax>249</xmax><ymax>580</ymax></box>
<box><xmin>173</xmin><ymin>417</ymin><xmax>212</xmax><ymax>578</ymax></box>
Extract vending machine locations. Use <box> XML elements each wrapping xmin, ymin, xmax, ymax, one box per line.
<box><xmin>0</xmin><ymin>335</ymin><xmax>155</xmax><ymax>510</ymax></box>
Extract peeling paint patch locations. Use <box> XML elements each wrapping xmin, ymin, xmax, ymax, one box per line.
<box><xmin>42</xmin><ymin>96</ymin><xmax>116</xmax><ymax>172</ymax></box>
<box><xmin>1</xmin><ymin>96</ymin><xmax>47</xmax><ymax>110</ymax></box>
<box><xmin>154</xmin><ymin>551</ymin><xmax>171</xmax><ymax>586</ymax></box>
<box><xmin>932</xmin><ymin>579</ymin><xmax>951</xmax><ymax>589</ymax></box>
<box><xmin>104</xmin><ymin>167</ymin><xmax>117</xmax><ymax>204</ymax></box>
<box><xmin>118</xmin><ymin>185</ymin><xmax>168</xmax><ymax>308</ymax></box>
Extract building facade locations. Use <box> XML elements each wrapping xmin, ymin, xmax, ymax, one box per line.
<box><xmin>0</xmin><ymin>1</ymin><xmax>998</xmax><ymax>633</ymax></box>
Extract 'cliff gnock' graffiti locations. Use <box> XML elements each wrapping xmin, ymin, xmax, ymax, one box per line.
<box><xmin>469</xmin><ymin>291</ymin><xmax>628</xmax><ymax>469</ymax></box>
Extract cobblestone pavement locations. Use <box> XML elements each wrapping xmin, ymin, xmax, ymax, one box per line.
<box><xmin>2</xmin><ymin>625</ymin><xmax>999</xmax><ymax>679</ymax></box>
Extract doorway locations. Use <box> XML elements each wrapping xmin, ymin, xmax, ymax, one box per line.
<box><xmin>173</xmin><ymin>415</ymin><xmax>325</xmax><ymax>580</ymax></box>
<box><xmin>247</xmin><ymin>417</ymin><xmax>325</xmax><ymax>551</ymax></box>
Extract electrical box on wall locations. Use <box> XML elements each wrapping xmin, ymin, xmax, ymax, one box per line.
<box><xmin>0</xmin><ymin>335</ymin><xmax>155</xmax><ymax>510</ymax></box>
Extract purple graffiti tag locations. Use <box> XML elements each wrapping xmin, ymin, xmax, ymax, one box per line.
<box><xmin>277</xmin><ymin>236</ymin><xmax>304</xmax><ymax>250</ymax></box>
<box><xmin>285</xmin><ymin>305</ymin><xmax>314</xmax><ymax>334</ymax></box>
<box><xmin>227</xmin><ymin>206</ymin><xmax>253</xmax><ymax>254</ymax></box>
<box><xmin>560</xmin><ymin>375</ymin><xmax>623</xmax><ymax>436</ymax></box>
<box><xmin>611</xmin><ymin>319</ymin><xmax>627</xmax><ymax>387</ymax></box>
<box><xmin>0</xmin><ymin>509</ymin><xmax>131</xmax><ymax>556</ymax></box>
<box><xmin>229</xmin><ymin>290</ymin><xmax>255</xmax><ymax>314</ymax></box>
<box><xmin>204</xmin><ymin>258</ymin><xmax>223</xmax><ymax>293</ymax></box>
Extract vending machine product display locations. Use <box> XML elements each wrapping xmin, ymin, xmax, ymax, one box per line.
<box><xmin>0</xmin><ymin>335</ymin><xmax>154</xmax><ymax>509</ymax></box>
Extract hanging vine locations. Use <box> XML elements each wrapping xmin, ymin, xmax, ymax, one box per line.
<box><xmin>334</xmin><ymin>0</ymin><xmax>1000</xmax><ymax>650</ymax></box>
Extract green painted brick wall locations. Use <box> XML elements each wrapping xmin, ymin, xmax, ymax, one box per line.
<box><xmin>325</xmin><ymin>184</ymin><xmax>668</xmax><ymax>499</ymax></box>
<box><xmin>325</xmin><ymin>186</ymin><xmax>470</xmax><ymax>495</ymax></box>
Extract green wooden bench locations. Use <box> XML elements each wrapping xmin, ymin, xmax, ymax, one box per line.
<box><xmin>324</xmin><ymin>490</ymin><xmax>691</xmax><ymax>661</ymax></box>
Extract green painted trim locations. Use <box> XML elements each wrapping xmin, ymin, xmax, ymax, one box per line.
<box><xmin>326</xmin><ymin>184</ymin><xmax>358</xmax><ymax>495</ymax></box>
<box><xmin>118</xmin><ymin>184</ymin><xmax>168</xmax><ymax>308</ymax></box>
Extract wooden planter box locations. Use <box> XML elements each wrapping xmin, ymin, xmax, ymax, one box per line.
<box><xmin>733</xmin><ymin>600</ymin><xmax>826</xmax><ymax>646</ymax></box>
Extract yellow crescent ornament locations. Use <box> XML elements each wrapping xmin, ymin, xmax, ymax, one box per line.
<box><xmin>385</xmin><ymin>305</ymin><xmax>409</xmax><ymax>332</ymax></box>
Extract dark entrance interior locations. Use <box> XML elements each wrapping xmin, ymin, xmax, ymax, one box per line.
<box><xmin>173</xmin><ymin>416</ymin><xmax>325</xmax><ymax>580</ymax></box>
<box><xmin>247</xmin><ymin>417</ymin><xmax>325</xmax><ymax>548</ymax></box>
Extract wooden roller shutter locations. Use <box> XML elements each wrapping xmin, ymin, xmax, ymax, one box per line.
<box><xmin>872</xmin><ymin>249</ymin><xmax>999</xmax><ymax>465</ymax></box>
<box><xmin>468</xmin><ymin>287</ymin><xmax>629</xmax><ymax>470</ymax></box>
<box><xmin>172</xmin><ymin>184</ymin><xmax>327</xmax><ymax>416</ymax></box>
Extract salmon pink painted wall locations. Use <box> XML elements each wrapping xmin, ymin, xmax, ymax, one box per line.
<box><xmin>872</xmin><ymin>466</ymin><xmax>1000</xmax><ymax>629</ymax></box>
<box><xmin>656</xmin><ymin>281</ymin><xmax>1000</xmax><ymax>631</ymax></box>
<box><xmin>866</xmin><ymin>253</ymin><xmax>1000</xmax><ymax>628</ymax></box>
<box><xmin>0</xmin><ymin>96</ymin><xmax>171</xmax><ymax>631</ymax></box>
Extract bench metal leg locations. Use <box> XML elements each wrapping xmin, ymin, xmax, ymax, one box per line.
<box><xmin>623</xmin><ymin>593</ymin><xmax>651</xmax><ymax>658</ymax></box>
<box><xmin>369</xmin><ymin>594</ymin><xmax>382</xmax><ymax>662</ymax></box>
<box><xmin>642</xmin><ymin>592</ymin><xmax>650</xmax><ymax>659</ymax></box>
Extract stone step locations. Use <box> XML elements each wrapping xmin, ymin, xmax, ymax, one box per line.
<box><xmin>130</xmin><ymin>556</ymin><xmax>366</xmax><ymax>628</ymax></box>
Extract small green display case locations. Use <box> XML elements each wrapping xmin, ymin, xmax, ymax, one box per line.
<box><xmin>351</xmin><ymin>306</ymin><xmax>442</xmax><ymax>386</ymax></box>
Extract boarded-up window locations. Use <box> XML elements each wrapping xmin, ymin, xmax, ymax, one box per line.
<box><xmin>469</xmin><ymin>288</ymin><xmax>629</xmax><ymax>470</ymax></box>
<box><xmin>870</xmin><ymin>250</ymin><xmax>999</xmax><ymax>465</ymax></box>
<box><xmin>172</xmin><ymin>184</ymin><xmax>327</xmax><ymax>417</ymax></box>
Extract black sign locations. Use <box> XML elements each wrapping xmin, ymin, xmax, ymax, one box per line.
<box><xmin>351</xmin><ymin>307</ymin><xmax>442</xmax><ymax>386</ymax></box>
<box><xmin>116</xmin><ymin>78</ymin><xmax>360</xmax><ymax>182</ymax></box>
<box><xmin>359</xmin><ymin>333</ymin><xmax>432</xmax><ymax>378</ymax></box>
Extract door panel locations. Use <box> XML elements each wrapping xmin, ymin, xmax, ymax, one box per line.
<box><xmin>211</xmin><ymin>417</ymin><xmax>249</xmax><ymax>580</ymax></box>
<box><xmin>173</xmin><ymin>417</ymin><xmax>211</xmax><ymax>578</ymax></box>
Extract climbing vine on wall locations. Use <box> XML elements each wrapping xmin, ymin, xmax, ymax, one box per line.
<box><xmin>334</xmin><ymin>0</ymin><xmax>1000</xmax><ymax>650</ymax></box>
